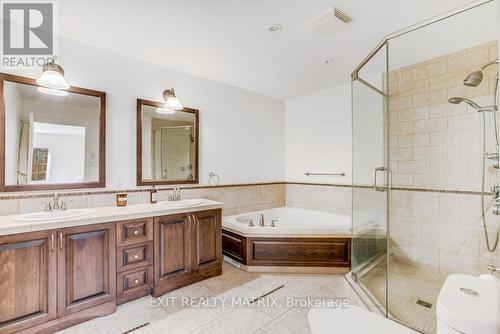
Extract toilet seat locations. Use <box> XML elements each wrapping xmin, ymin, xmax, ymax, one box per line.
<box><xmin>308</xmin><ymin>305</ymin><xmax>416</xmax><ymax>334</ymax></box>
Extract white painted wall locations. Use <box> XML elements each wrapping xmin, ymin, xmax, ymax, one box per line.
<box><xmin>285</xmin><ymin>83</ymin><xmax>352</xmax><ymax>185</ymax></box>
<box><xmin>6</xmin><ymin>38</ymin><xmax>286</xmax><ymax>189</ymax></box>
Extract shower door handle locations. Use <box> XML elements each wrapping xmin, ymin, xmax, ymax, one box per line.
<box><xmin>373</xmin><ymin>167</ymin><xmax>391</xmax><ymax>192</ymax></box>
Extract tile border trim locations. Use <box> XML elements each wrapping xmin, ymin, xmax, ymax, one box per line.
<box><xmin>0</xmin><ymin>181</ymin><xmax>489</xmax><ymax>200</ymax></box>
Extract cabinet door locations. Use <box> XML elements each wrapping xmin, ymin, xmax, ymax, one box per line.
<box><xmin>57</xmin><ymin>223</ymin><xmax>116</xmax><ymax>317</ymax></box>
<box><xmin>193</xmin><ymin>209</ymin><xmax>222</xmax><ymax>272</ymax></box>
<box><xmin>0</xmin><ymin>230</ymin><xmax>57</xmax><ymax>334</ymax></box>
<box><xmin>153</xmin><ymin>213</ymin><xmax>192</xmax><ymax>295</ymax></box>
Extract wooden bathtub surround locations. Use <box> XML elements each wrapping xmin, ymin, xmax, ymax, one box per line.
<box><xmin>0</xmin><ymin>207</ymin><xmax>222</xmax><ymax>333</ymax></box>
<box><xmin>222</xmin><ymin>229</ymin><xmax>351</xmax><ymax>268</ymax></box>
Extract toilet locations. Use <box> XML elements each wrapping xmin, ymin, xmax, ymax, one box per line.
<box><xmin>436</xmin><ymin>274</ymin><xmax>500</xmax><ymax>334</ymax></box>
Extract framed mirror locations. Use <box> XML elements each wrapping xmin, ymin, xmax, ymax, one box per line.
<box><xmin>137</xmin><ymin>99</ymin><xmax>199</xmax><ymax>186</ymax></box>
<box><xmin>0</xmin><ymin>73</ymin><xmax>106</xmax><ymax>192</ymax></box>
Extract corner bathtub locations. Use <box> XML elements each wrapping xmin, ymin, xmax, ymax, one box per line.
<box><xmin>222</xmin><ymin>207</ymin><xmax>352</xmax><ymax>271</ymax></box>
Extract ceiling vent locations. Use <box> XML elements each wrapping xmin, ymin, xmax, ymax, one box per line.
<box><xmin>309</xmin><ymin>8</ymin><xmax>352</xmax><ymax>36</ymax></box>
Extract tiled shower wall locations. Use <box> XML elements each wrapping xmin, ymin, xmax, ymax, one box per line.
<box><xmin>387</xmin><ymin>40</ymin><xmax>500</xmax><ymax>276</ymax></box>
<box><xmin>388</xmin><ymin>41</ymin><xmax>498</xmax><ymax>191</ymax></box>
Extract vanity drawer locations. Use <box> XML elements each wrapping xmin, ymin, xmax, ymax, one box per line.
<box><xmin>117</xmin><ymin>266</ymin><xmax>153</xmax><ymax>305</ymax></box>
<box><xmin>117</xmin><ymin>218</ymin><xmax>153</xmax><ymax>247</ymax></box>
<box><xmin>117</xmin><ymin>241</ymin><xmax>153</xmax><ymax>272</ymax></box>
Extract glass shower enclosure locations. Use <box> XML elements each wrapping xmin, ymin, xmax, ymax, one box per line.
<box><xmin>350</xmin><ymin>1</ymin><xmax>500</xmax><ymax>333</ymax></box>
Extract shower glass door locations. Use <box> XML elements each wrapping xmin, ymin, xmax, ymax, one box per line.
<box><xmin>351</xmin><ymin>42</ymin><xmax>390</xmax><ymax>314</ymax></box>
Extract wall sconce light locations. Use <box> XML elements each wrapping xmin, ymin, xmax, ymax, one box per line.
<box><xmin>36</xmin><ymin>59</ymin><xmax>70</xmax><ymax>91</ymax></box>
<box><xmin>162</xmin><ymin>88</ymin><xmax>183</xmax><ymax>110</ymax></box>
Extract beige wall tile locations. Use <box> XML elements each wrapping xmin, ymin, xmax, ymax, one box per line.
<box><xmin>0</xmin><ymin>199</ymin><xmax>19</xmax><ymax>216</ymax></box>
<box><xmin>397</xmin><ymin>107</ymin><xmax>429</xmax><ymax>121</ymax></box>
<box><xmin>391</xmin><ymin>174</ymin><xmax>413</xmax><ymax>186</ymax></box>
<box><xmin>389</xmin><ymin>95</ymin><xmax>413</xmax><ymax>111</ymax></box>
<box><xmin>413</xmin><ymin>146</ymin><xmax>445</xmax><ymax>160</ymax></box>
<box><xmin>412</xmin><ymin>59</ymin><xmax>447</xmax><ymax>80</ymax></box>
<box><xmin>398</xmin><ymin>133</ymin><xmax>429</xmax><ymax>147</ymax></box>
<box><xmin>413</xmin><ymin>174</ymin><xmax>446</xmax><ymax>188</ymax></box>
<box><xmin>390</xmin><ymin>121</ymin><xmax>413</xmax><ymax>136</ymax></box>
<box><xmin>389</xmin><ymin>148</ymin><xmax>412</xmax><ymax>161</ymax></box>
<box><xmin>398</xmin><ymin>161</ymin><xmax>430</xmax><ymax>174</ymax></box>
<box><xmin>413</xmin><ymin>89</ymin><xmax>448</xmax><ymax>107</ymax></box>
<box><xmin>447</xmin><ymin>47</ymin><xmax>489</xmax><ymax>73</ymax></box>
<box><xmin>413</xmin><ymin>117</ymin><xmax>447</xmax><ymax>133</ymax></box>
<box><xmin>429</xmin><ymin>102</ymin><xmax>466</xmax><ymax>118</ymax></box>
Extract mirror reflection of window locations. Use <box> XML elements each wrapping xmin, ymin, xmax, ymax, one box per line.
<box><xmin>31</xmin><ymin>147</ymin><xmax>49</xmax><ymax>181</ymax></box>
<box><xmin>3</xmin><ymin>81</ymin><xmax>100</xmax><ymax>186</ymax></box>
<box><xmin>141</xmin><ymin>103</ymin><xmax>197</xmax><ymax>183</ymax></box>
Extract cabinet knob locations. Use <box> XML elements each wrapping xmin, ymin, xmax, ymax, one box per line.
<box><xmin>133</xmin><ymin>230</ymin><xmax>139</xmax><ymax>235</ymax></box>
<box><xmin>134</xmin><ymin>255</ymin><xmax>139</xmax><ymax>259</ymax></box>
<box><xmin>134</xmin><ymin>279</ymin><xmax>139</xmax><ymax>284</ymax></box>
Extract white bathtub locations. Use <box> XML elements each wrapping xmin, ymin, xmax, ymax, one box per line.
<box><xmin>223</xmin><ymin>207</ymin><xmax>352</xmax><ymax>237</ymax></box>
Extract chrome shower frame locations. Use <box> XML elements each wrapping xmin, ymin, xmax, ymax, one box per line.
<box><xmin>350</xmin><ymin>0</ymin><xmax>499</xmax><ymax>332</ymax></box>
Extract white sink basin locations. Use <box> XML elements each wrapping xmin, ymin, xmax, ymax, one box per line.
<box><xmin>157</xmin><ymin>199</ymin><xmax>203</xmax><ymax>208</ymax></box>
<box><xmin>14</xmin><ymin>209</ymin><xmax>94</xmax><ymax>222</ymax></box>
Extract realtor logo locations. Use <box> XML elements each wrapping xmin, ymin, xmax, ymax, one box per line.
<box><xmin>1</xmin><ymin>1</ymin><xmax>57</xmax><ymax>69</ymax></box>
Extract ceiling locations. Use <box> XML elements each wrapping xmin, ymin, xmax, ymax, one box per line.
<box><xmin>58</xmin><ymin>0</ymin><xmax>484</xmax><ymax>101</ymax></box>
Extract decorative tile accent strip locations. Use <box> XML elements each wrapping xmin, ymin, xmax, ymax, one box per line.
<box><xmin>0</xmin><ymin>181</ymin><xmax>491</xmax><ymax>200</ymax></box>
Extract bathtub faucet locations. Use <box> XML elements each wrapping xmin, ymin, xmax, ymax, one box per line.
<box><xmin>259</xmin><ymin>214</ymin><xmax>265</xmax><ymax>227</ymax></box>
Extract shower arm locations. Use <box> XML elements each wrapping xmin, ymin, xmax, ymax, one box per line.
<box><xmin>479</xmin><ymin>59</ymin><xmax>498</xmax><ymax>72</ymax></box>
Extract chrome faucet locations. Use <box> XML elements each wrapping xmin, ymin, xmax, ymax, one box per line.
<box><xmin>45</xmin><ymin>192</ymin><xmax>67</xmax><ymax>212</ymax></box>
<box><xmin>259</xmin><ymin>214</ymin><xmax>265</xmax><ymax>227</ymax></box>
<box><xmin>168</xmin><ymin>187</ymin><xmax>181</xmax><ymax>201</ymax></box>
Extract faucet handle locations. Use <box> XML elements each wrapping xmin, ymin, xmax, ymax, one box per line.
<box><xmin>488</xmin><ymin>265</ymin><xmax>499</xmax><ymax>275</ymax></box>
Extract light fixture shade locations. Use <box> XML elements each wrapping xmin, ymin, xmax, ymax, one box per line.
<box><xmin>37</xmin><ymin>86</ymin><xmax>69</xmax><ymax>97</ymax></box>
<box><xmin>155</xmin><ymin>107</ymin><xmax>176</xmax><ymax>115</ymax></box>
<box><xmin>162</xmin><ymin>89</ymin><xmax>183</xmax><ymax>110</ymax></box>
<box><xmin>36</xmin><ymin>62</ymin><xmax>70</xmax><ymax>90</ymax></box>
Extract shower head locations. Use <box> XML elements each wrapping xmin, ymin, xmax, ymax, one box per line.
<box><xmin>463</xmin><ymin>71</ymin><xmax>483</xmax><ymax>87</ymax></box>
<box><xmin>448</xmin><ymin>97</ymin><xmax>481</xmax><ymax>109</ymax></box>
<box><xmin>463</xmin><ymin>59</ymin><xmax>498</xmax><ymax>87</ymax></box>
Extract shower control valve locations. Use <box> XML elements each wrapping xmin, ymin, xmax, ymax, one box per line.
<box><xmin>492</xmin><ymin>200</ymin><xmax>500</xmax><ymax>216</ymax></box>
<box><xmin>491</xmin><ymin>185</ymin><xmax>500</xmax><ymax>199</ymax></box>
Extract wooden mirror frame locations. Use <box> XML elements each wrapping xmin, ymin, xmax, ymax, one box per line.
<box><xmin>0</xmin><ymin>73</ymin><xmax>106</xmax><ymax>192</ymax></box>
<box><xmin>136</xmin><ymin>98</ymin><xmax>199</xmax><ymax>186</ymax></box>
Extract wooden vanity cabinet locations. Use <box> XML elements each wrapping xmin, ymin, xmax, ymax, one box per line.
<box><xmin>57</xmin><ymin>223</ymin><xmax>116</xmax><ymax>317</ymax></box>
<box><xmin>0</xmin><ymin>223</ymin><xmax>116</xmax><ymax>334</ymax></box>
<box><xmin>0</xmin><ymin>208</ymin><xmax>221</xmax><ymax>332</ymax></box>
<box><xmin>116</xmin><ymin>219</ymin><xmax>154</xmax><ymax>305</ymax></box>
<box><xmin>0</xmin><ymin>230</ymin><xmax>57</xmax><ymax>334</ymax></box>
<box><xmin>153</xmin><ymin>209</ymin><xmax>222</xmax><ymax>297</ymax></box>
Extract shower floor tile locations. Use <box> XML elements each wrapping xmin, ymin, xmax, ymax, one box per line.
<box><xmin>361</xmin><ymin>258</ymin><xmax>446</xmax><ymax>334</ymax></box>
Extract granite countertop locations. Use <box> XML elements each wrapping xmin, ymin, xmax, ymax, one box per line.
<box><xmin>0</xmin><ymin>199</ymin><xmax>223</xmax><ymax>236</ymax></box>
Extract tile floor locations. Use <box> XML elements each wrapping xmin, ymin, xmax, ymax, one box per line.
<box><xmin>58</xmin><ymin>262</ymin><xmax>369</xmax><ymax>334</ymax></box>
<box><xmin>362</xmin><ymin>258</ymin><xmax>444</xmax><ymax>334</ymax></box>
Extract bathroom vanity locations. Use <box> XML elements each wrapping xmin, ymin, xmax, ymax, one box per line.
<box><xmin>0</xmin><ymin>200</ymin><xmax>222</xmax><ymax>334</ymax></box>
